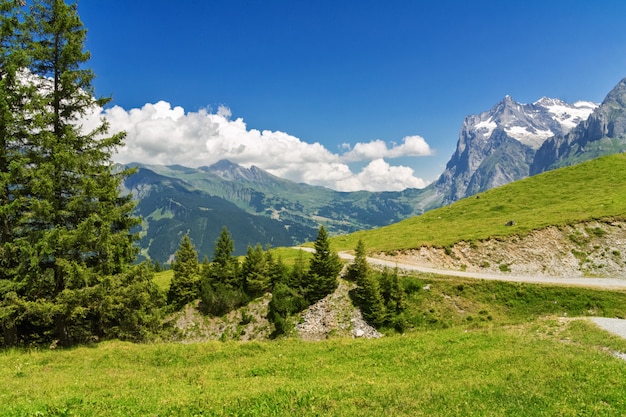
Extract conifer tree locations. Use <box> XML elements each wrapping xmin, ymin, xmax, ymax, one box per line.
<box><xmin>306</xmin><ymin>226</ymin><xmax>342</xmax><ymax>303</ymax></box>
<box><xmin>268</xmin><ymin>254</ymin><xmax>288</xmax><ymax>289</ymax></box>
<box><xmin>348</xmin><ymin>239</ymin><xmax>386</xmax><ymax>327</ymax></box>
<box><xmin>288</xmin><ymin>248</ymin><xmax>308</xmax><ymax>290</ymax></box>
<box><xmin>242</xmin><ymin>243</ymin><xmax>268</xmax><ymax>298</ymax></box>
<box><xmin>167</xmin><ymin>234</ymin><xmax>200</xmax><ymax>309</ymax></box>
<box><xmin>199</xmin><ymin>226</ymin><xmax>246</xmax><ymax>316</ymax></box>
<box><xmin>207</xmin><ymin>226</ymin><xmax>240</xmax><ymax>287</ymax></box>
<box><xmin>0</xmin><ymin>1</ymin><xmax>156</xmax><ymax>347</ymax></box>
<box><xmin>0</xmin><ymin>0</ymin><xmax>30</xmax><ymax>345</ymax></box>
<box><xmin>345</xmin><ymin>238</ymin><xmax>368</xmax><ymax>282</ymax></box>
<box><xmin>379</xmin><ymin>266</ymin><xmax>407</xmax><ymax>330</ymax></box>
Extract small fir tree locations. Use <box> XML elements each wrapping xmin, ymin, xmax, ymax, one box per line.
<box><xmin>306</xmin><ymin>226</ymin><xmax>342</xmax><ymax>303</ymax></box>
<box><xmin>167</xmin><ymin>235</ymin><xmax>200</xmax><ymax>309</ymax></box>
<box><xmin>242</xmin><ymin>243</ymin><xmax>269</xmax><ymax>298</ymax></box>
<box><xmin>349</xmin><ymin>239</ymin><xmax>386</xmax><ymax>327</ymax></box>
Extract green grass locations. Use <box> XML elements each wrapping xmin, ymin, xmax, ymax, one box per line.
<box><xmin>268</xmin><ymin>246</ymin><xmax>313</xmax><ymax>266</ymax></box>
<box><xmin>2</xmin><ymin>320</ymin><xmax>626</xmax><ymax>416</ymax></box>
<box><xmin>5</xmin><ymin>273</ymin><xmax>626</xmax><ymax>416</ymax></box>
<box><xmin>398</xmin><ymin>274</ymin><xmax>626</xmax><ymax>330</ymax></box>
<box><xmin>153</xmin><ymin>269</ymin><xmax>173</xmax><ymax>292</ymax></box>
<box><xmin>331</xmin><ymin>153</ymin><xmax>626</xmax><ymax>252</ymax></box>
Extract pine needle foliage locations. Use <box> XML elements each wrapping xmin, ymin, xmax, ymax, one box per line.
<box><xmin>0</xmin><ymin>1</ymin><xmax>162</xmax><ymax>347</ymax></box>
<box><xmin>167</xmin><ymin>235</ymin><xmax>200</xmax><ymax>309</ymax></box>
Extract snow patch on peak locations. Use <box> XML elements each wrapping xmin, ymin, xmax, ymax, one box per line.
<box><xmin>505</xmin><ymin>126</ymin><xmax>553</xmax><ymax>148</ymax></box>
<box><xmin>537</xmin><ymin>99</ymin><xmax>597</xmax><ymax>131</ymax></box>
<box><xmin>474</xmin><ymin>118</ymin><xmax>497</xmax><ymax>137</ymax></box>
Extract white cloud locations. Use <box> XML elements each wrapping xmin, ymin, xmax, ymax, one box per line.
<box><xmin>336</xmin><ymin>159</ymin><xmax>428</xmax><ymax>192</ymax></box>
<box><xmin>92</xmin><ymin>101</ymin><xmax>432</xmax><ymax>192</ymax></box>
<box><xmin>341</xmin><ymin>134</ymin><xmax>432</xmax><ymax>162</ymax></box>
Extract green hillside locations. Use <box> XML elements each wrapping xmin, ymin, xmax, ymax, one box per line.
<box><xmin>3</xmin><ymin>318</ymin><xmax>626</xmax><ymax>415</ymax></box>
<box><xmin>332</xmin><ymin>153</ymin><xmax>626</xmax><ymax>252</ymax></box>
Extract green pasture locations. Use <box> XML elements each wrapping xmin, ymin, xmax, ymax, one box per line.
<box><xmin>331</xmin><ymin>153</ymin><xmax>626</xmax><ymax>252</ymax></box>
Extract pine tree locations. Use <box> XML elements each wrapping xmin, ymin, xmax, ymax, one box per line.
<box><xmin>0</xmin><ymin>1</ymin><xmax>153</xmax><ymax>347</ymax></box>
<box><xmin>379</xmin><ymin>266</ymin><xmax>407</xmax><ymax>331</ymax></box>
<box><xmin>345</xmin><ymin>239</ymin><xmax>368</xmax><ymax>282</ymax></box>
<box><xmin>268</xmin><ymin>254</ymin><xmax>288</xmax><ymax>289</ymax></box>
<box><xmin>0</xmin><ymin>0</ymin><xmax>31</xmax><ymax>346</ymax></box>
<box><xmin>306</xmin><ymin>226</ymin><xmax>342</xmax><ymax>303</ymax></box>
<box><xmin>242</xmin><ymin>243</ymin><xmax>268</xmax><ymax>298</ymax></box>
<box><xmin>348</xmin><ymin>240</ymin><xmax>386</xmax><ymax>327</ymax></box>
<box><xmin>199</xmin><ymin>226</ymin><xmax>246</xmax><ymax>316</ymax></box>
<box><xmin>288</xmin><ymin>248</ymin><xmax>308</xmax><ymax>290</ymax></box>
<box><xmin>167</xmin><ymin>234</ymin><xmax>200</xmax><ymax>309</ymax></box>
<box><xmin>207</xmin><ymin>226</ymin><xmax>240</xmax><ymax>287</ymax></box>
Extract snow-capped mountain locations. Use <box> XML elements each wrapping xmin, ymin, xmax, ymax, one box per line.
<box><xmin>531</xmin><ymin>77</ymin><xmax>626</xmax><ymax>174</ymax></box>
<box><xmin>432</xmin><ymin>95</ymin><xmax>596</xmax><ymax>204</ymax></box>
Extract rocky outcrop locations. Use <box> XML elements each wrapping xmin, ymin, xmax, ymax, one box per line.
<box><xmin>295</xmin><ymin>280</ymin><xmax>382</xmax><ymax>341</ymax></box>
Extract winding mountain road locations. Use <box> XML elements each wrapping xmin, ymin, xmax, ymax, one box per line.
<box><xmin>296</xmin><ymin>247</ymin><xmax>626</xmax><ymax>289</ymax></box>
<box><xmin>335</xmin><ymin>251</ymin><xmax>626</xmax><ymax>290</ymax></box>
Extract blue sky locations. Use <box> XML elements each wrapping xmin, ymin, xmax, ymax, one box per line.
<box><xmin>78</xmin><ymin>0</ymin><xmax>626</xmax><ymax>191</ymax></box>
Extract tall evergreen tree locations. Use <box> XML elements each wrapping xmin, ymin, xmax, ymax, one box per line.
<box><xmin>206</xmin><ymin>226</ymin><xmax>240</xmax><ymax>288</ymax></box>
<box><xmin>0</xmin><ymin>0</ymin><xmax>31</xmax><ymax>345</ymax></box>
<box><xmin>288</xmin><ymin>248</ymin><xmax>308</xmax><ymax>290</ymax></box>
<box><xmin>167</xmin><ymin>234</ymin><xmax>200</xmax><ymax>309</ymax></box>
<box><xmin>347</xmin><ymin>239</ymin><xmax>386</xmax><ymax>327</ymax></box>
<box><xmin>0</xmin><ymin>1</ymin><xmax>155</xmax><ymax>347</ymax></box>
<box><xmin>345</xmin><ymin>239</ymin><xmax>369</xmax><ymax>283</ymax></box>
<box><xmin>199</xmin><ymin>226</ymin><xmax>246</xmax><ymax>316</ymax></box>
<box><xmin>306</xmin><ymin>226</ymin><xmax>342</xmax><ymax>303</ymax></box>
<box><xmin>379</xmin><ymin>266</ymin><xmax>407</xmax><ymax>331</ymax></box>
<box><xmin>241</xmin><ymin>243</ymin><xmax>268</xmax><ymax>298</ymax></box>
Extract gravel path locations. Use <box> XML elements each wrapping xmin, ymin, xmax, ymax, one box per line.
<box><xmin>337</xmin><ymin>252</ymin><xmax>626</xmax><ymax>290</ymax></box>
<box><xmin>589</xmin><ymin>318</ymin><xmax>626</xmax><ymax>339</ymax></box>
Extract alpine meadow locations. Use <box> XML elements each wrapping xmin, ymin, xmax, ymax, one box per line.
<box><xmin>3</xmin><ymin>1</ymin><xmax>626</xmax><ymax>416</ymax></box>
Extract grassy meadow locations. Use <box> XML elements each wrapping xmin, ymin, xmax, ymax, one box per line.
<box><xmin>331</xmin><ymin>153</ymin><xmax>626</xmax><ymax>252</ymax></box>
<box><xmin>2</xmin><ymin>317</ymin><xmax>626</xmax><ymax>416</ymax></box>
<box><xmin>4</xmin><ymin>273</ymin><xmax>626</xmax><ymax>416</ymax></box>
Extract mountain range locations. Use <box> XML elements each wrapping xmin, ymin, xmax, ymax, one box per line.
<box><xmin>123</xmin><ymin>77</ymin><xmax>626</xmax><ymax>263</ymax></box>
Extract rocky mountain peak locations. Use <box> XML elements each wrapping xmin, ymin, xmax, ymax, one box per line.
<box><xmin>531</xmin><ymin>77</ymin><xmax>626</xmax><ymax>175</ymax></box>
<box><xmin>203</xmin><ymin>159</ymin><xmax>275</xmax><ymax>183</ymax></box>
<box><xmin>602</xmin><ymin>77</ymin><xmax>626</xmax><ymax>108</ymax></box>
<box><xmin>435</xmin><ymin>93</ymin><xmax>596</xmax><ymax>204</ymax></box>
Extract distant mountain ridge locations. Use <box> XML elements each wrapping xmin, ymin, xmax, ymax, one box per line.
<box><xmin>124</xmin><ymin>77</ymin><xmax>626</xmax><ymax>263</ymax></box>
<box><xmin>125</xmin><ymin>161</ymin><xmax>427</xmax><ymax>262</ymax></box>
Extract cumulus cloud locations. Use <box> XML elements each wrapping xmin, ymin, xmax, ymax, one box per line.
<box><xmin>90</xmin><ymin>101</ymin><xmax>433</xmax><ymax>192</ymax></box>
<box><xmin>341</xmin><ymin>135</ymin><xmax>432</xmax><ymax>162</ymax></box>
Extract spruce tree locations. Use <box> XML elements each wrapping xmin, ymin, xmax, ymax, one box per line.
<box><xmin>288</xmin><ymin>248</ymin><xmax>308</xmax><ymax>290</ymax></box>
<box><xmin>242</xmin><ymin>243</ymin><xmax>268</xmax><ymax>298</ymax></box>
<box><xmin>306</xmin><ymin>226</ymin><xmax>342</xmax><ymax>303</ymax></box>
<box><xmin>345</xmin><ymin>239</ymin><xmax>368</xmax><ymax>282</ymax></box>
<box><xmin>348</xmin><ymin>239</ymin><xmax>386</xmax><ymax>327</ymax></box>
<box><xmin>167</xmin><ymin>234</ymin><xmax>200</xmax><ymax>309</ymax></box>
<box><xmin>208</xmin><ymin>226</ymin><xmax>240</xmax><ymax>287</ymax></box>
<box><xmin>379</xmin><ymin>267</ymin><xmax>407</xmax><ymax>331</ymax></box>
<box><xmin>0</xmin><ymin>0</ymin><xmax>30</xmax><ymax>345</ymax></box>
<box><xmin>0</xmin><ymin>1</ymin><xmax>152</xmax><ymax>347</ymax></box>
<box><xmin>199</xmin><ymin>226</ymin><xmax>246</xmax><ymax>316</ymax></box>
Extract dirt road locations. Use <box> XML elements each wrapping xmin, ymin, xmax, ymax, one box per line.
<box><xmin>336</xmin><ymin>251</ymin><xmax>626</xmax><ymax>290</ymax></box>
